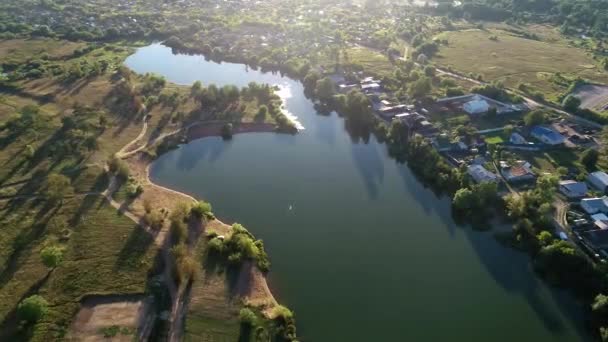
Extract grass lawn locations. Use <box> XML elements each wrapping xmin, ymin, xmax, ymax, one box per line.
<box><xmin>433</xmin><ymin>28</ymin><xmax>608</xmax><ymax>103</ymax></box>
<box><xmin>483</xmin><ymin>132</ymin><xmax>505</xmax><ymax>144</ymax></box>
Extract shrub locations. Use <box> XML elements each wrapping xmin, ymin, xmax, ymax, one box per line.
<box><xmin>239</xmin><ymin>308</ymin><xmax>258</xmax><ymax>325</ymax></box>
<box><xmin>126</xmin><ymin>182</ymin><xmax>143</xmax><ymax>198</ymax></box>
<box><xmin>17</xmin><ymin>295</ymin><xmax>48</xmax><ymax>323</ymax></box>
<box><xmin>109</xmin><ymin>156</ymin><xmax>130</xmax><ymax>179</ymax></box>
<box><xmin>272</xmin><ymin>305</ymin><xmax>294</xmax><ymax>321</ymax></box>
<box><xmin>207</xmin><ymin>237</ymin><xmax>224</xmax><ymax>253</ymax></box>
<box><xmin>40</xmin><ymin>245</ymin><xmax>63</xmax><ymax>268</ymax></box>
<box><xmin>221</xmin><ymin>123</ymin><xmax>233</xmax><ymax>140</ymax></box>
<box><xmin>190</xmin><ymin>201</ymin><xmax>212</xmax><ymax>219</ymax></box>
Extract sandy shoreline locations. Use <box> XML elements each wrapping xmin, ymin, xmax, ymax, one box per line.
<box><xmin>125</xmin><ymin>124</ymin><xmax>280</xmax><ymax>310</ymax></box>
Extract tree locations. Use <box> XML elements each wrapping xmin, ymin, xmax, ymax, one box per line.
<box><xmin>17</xmin><ymin>295</ymin><xmax>49</xmax><ymax>323</ymax></box>
<box><xmin>537</xmin><ymin>231</ymin><xmax>554</xmax><ymax>247</ymax></box>
<box><xmin>408</xmin><ymin>77</ymin><xmax>432</xmax><ymax>98</ymax></box>
<box><xmin>221</xmin><ymin>123</ymin><xmax>233</xmax><ymax>140</ymax></box>
<box><xmin>239</xmin><ymin>308</ymin><xmax>257</xmax><ymax>325</ymax></box>
<box><xmin>453</xmin><ymin>188</ymin><xmax>475</xmax><ymax>210</ymax></box>
<box><xmin>314</xmin><ymin>77</ymin><xmax>335</xmax><ymax>101</ymax></box>
<box><xmin>535</xmin><ymin>174</ymin><xmax>559</xmax><ymax>203</ymax></box>
<box><xmin>44</xmin><ymin>174</ymin><xmax>73</xmax><ymax>203</ymax></box>
<box><xmin>191</xmin><ymin>200</ymin><xmax>212</xmax><ymax>219</ymax></box>
<box><xmin>40</xmin><ymin>246</ymin><xmax>63</xmax><ymax>268</ymax></box>
<box><xmin>581</xmin><ymin>148</ymin><xmax>599</xmax><ymax>171</ymax></box>
<box><xmin>563</xmin><ymin>95</ymin><xmax>581</xmax><ymax>112</ymax></box>
<box><xmin>593</xmin><ymin>294</ymin><xmax>608</xmax><ymax>318</ymax></box>
<box><xmin>192</xmin><ymin>80</ymin><xmax>202</xmax><ymax>92</ymax></box>
<box><xmin>256</xmin><ymin>105</ymin><xmax>268</xmax><ymax>120</ymax></box>
<box><xmin>109</xmin><ymin>156</ymin><xmax>129</xmax><ymax>179</ymax></box>
<box><xmin>523</xmin><ymin>110</ymin><xmax>546</xmax><ymax>127</ymax></box>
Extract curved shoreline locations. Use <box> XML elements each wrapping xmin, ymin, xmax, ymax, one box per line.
<box><xmin>129</xmin><ymin>124</ymin><xmax>282</xmax><ymax>309</ymax></box>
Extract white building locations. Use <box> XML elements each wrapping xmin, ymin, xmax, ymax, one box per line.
<box><xmin>463</xmin><ymin>98</ymin><xmax>490</xmax><ymax>115</ymax></box>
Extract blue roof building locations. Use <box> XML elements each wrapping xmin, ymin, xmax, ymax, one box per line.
<box><xmin>530</xmin><ymin>126</ymin><xmax>566</xmax><ymax>145</ymax></box>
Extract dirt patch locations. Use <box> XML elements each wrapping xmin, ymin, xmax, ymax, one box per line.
<box><xmin>234</xmin><ymin>261</ymin><xmax>278</xmax><ymax>311</ymax></box>
<box><xmin>571</xmin><ymin>84</ymin><xmax>608</xmax><ymax>112</ymax></box>
<box><xmin>67</xmin><ymin>295</ymin><xmax>154</xmax><ymax>342</ymax></box>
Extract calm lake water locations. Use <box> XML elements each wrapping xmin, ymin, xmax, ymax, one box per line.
<box><xmin>126</xmin><ymin>44</ymin><xmax>591</xmax><ymax>341</ymax></box>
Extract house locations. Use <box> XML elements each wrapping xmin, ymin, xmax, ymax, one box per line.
<box><xmin>338</xmin><ymin>84</ymin><xmax>358</xmax><ymax>93</ymax></box>
<box><xmin>361</xmin><ymin>82</ymin><xmax>381</xmax><ymax>94</ymax></box>
<box><xmin>463</xmin><ymin>97</ymin><xmax>490</xmax><ymax>115</ymax></box>
<box><xmin>558</xmin><ymin>180</ymin><xmax>588</xmax><ymax>198</ymax></box>
<box><xmin>530</xmin><ymin>126</ymin><xmax>566</xmax><ymax>145</ymax></box>
<box><xmin>500</xmin><ymin>160</ymin><xmax>535</xmax><ymax>183</ymax></box>
<box><xmin>433</xmin><ymin>134</ymin><xmax>467</xmax><ymax>152</ymax></box>
<box><xmin>581</xmin><ymin>197</ymin><xmax>608</xmax><ymax>214</ymax></box>
<box><xmin>468</xmin><ymin>165</ymin><xmax>498</xmax><ymax>183</ymax></box>
<box><xmin>377</xmin><ymin>104</ymin><xmax>408</xmax><ymax>119</ymax></box>
<box><xmin>592</xmin><ymin>213</ymin><xmax>608</xmax><ymax>230</ymax></box>
<box><xmin>582</xmin><ymin>229</ymin><xmax>608</xmax><ymax>250</ymax></box>
<box><xmin>510</xmin><ymin>132</ymin><xmax>527</xmax><ymax>145</ymax></box>
<box><xmin>588</xmin><ymin>171</ymin><xmax>608</xmax><ymax>194</ymax></box>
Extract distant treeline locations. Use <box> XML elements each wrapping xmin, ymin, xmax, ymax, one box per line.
<box><xmin>433</xmin><ymin>0</ymin><xmax>608</xmax><ymax>36</ymax></box>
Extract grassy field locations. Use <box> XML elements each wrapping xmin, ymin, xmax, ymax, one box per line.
<box><xmin>183</xmin><ymin>237</ymin><xmax>242</xmax><ymax>342</ymax></box>
<box><xmin>0</xmin><ymin>196</ymin><xmax>158</xmax><ymax>341</ymax></box>
<box><xmin>0</xmin><ymin>38</ymin><xmax>85</xmax><ymax>64</ymax></box>
<box><xmin>345</xmin><ymin>46</ymin><xmax>393</xmax><ymax>77</ymax></box>
<box><xmin>433</xmin><ymin>28</ymin><xmax>608</xmax><ymax>103</ymax></box>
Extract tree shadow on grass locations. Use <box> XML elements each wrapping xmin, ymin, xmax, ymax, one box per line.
<box><xmin>114</xmin><ymin>225</ymin><xmax>155</xmax><ymax>272</ymax></box>
<box><xmin>0</xmin><ymin>269</ymin><xmax>52</xmax><ymax>341</ymax></box>
<box><xmin>0</xmin><ymin>203</ymin><xmax>59</xmax><ymax>289</ymax></box>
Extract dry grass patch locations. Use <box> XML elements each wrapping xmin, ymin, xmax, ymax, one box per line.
<box><xmin>434</xmin><ymin>29</ymin><xmax>608</xmax><ymax>101</ymax></box>
<box><xmin>0</xmin><ymin>38</ymin><xmax>84</xmax><ymax>62</ymax></box>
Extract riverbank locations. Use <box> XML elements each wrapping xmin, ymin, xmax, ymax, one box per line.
<box><xmin>121</xmin><ymin>129</ymin><xmax>281</xmax><ymax>312</ymax></box>
<box><xmin>186</xmin><ymin>121</ymin><xmax>277</xmax><ymax>141</ymax></box>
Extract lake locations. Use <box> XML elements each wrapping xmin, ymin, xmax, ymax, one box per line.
<box><xmin>125</xmin><ymin>43</ymin><xmax>591</xmax><ymax>341</ymax></box>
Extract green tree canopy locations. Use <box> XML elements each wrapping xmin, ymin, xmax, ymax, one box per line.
<box><xmin>44</xmin><ymin>174</ymin><xmax>73</xmax><ymax>203</ymax></box>
<box><xmin>581</xmin><ymin>148</ymin><xmax>599</xmax><ymax>171</ymax></box>
<box><xmin>523</xmin><ymin>110</ymin><xmax>546</xmax><ymax>127</ymax></box>
<box><xmin>40</xmin><ymin>245</ymin><xmax>63</xmax><ymax>268</ymax></box>
<box><xmin>314</xmin><ymin>77</ymin><xmax>335</xmax><ymax>101</ymax></box>
<box><xmin>563</xmin><ymin>95</ymin><xmax>582</xmax><ymax>112</ymax></box>
<box><xmin>17</xmin><ymin>295</ymin><xmax>49</xmax><ymax>323</ymax></box>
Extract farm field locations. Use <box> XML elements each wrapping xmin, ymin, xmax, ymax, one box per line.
<box><xmin>433</xmin><ymin>28</ymin><xmax>608</xmax><ymax>103</ymax></box>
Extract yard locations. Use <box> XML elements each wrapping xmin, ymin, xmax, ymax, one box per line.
<box><xmin>503</xmin><ymin>148</ymin><xmax>584</xmax><ymax>174</ymax></box>
<box><xmin>433</xmin><ymin>28</ymin><xmax>608</xmax><ymax>103</ymax></box>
